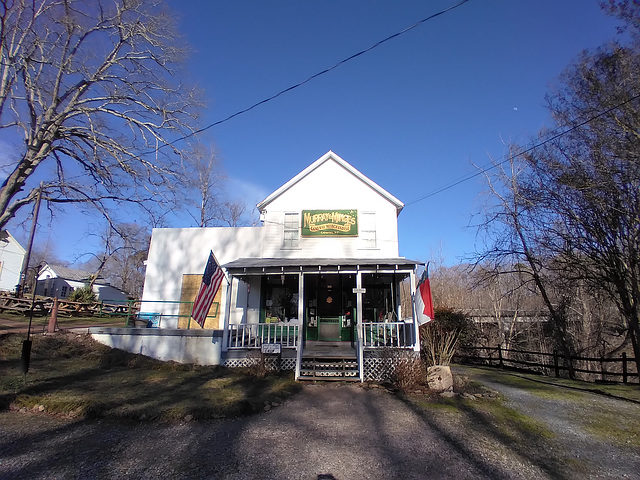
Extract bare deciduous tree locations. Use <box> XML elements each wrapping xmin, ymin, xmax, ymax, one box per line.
<box><xmin>79</xmin><ymin>222</ymin><xmax>149</xmax><ymax>298</ymax></box>
<box><xmin>100</xmin><ymin>223</ymin><xmax>149</xmax><ymax>298</ymax></box>
<box><xmin>475</xmin><ymin>154</ymin><xmax>578</xmax><ymax>377</ymax></box>
<box><xmin>216</xmin><ymin>200</ymin><xmax>251</xmax><ymax>227</ymax></box>
<box><xmin>185</xmin><ymin>143</ymin><xmax>225</xmax><ymax>227</ymax></box>
<box><xmin>185</xmin><ymin>142</ymin><xmax>255</xmax><ymax>227</ymax></box>
<box><xmin>520</xmin><ymin>42</ymin><xmax>640</xmax><ymax>375</ymax></box>
<box><xmin>0</xmin><ymin>0</ymin><xmax>199</xmax><ymax>230</ymax></box>
<box><xmin>476</xmin><ymin>2</ymin><xmax>640</xmax><ymax>376</ymax></box>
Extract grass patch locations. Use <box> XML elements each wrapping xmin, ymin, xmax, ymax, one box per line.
<box><xmin>472</xmin><ymin>397</ymin><xmax>555</xmax><ymax>439</ymax></box>
<box><xmin>581</xmin><ymin>407</ymin><xmax>640</xmax><ymax>448</ymax></box>
<box><xmin>414</xmin><ymin>396</ymin><xmax>461</xmax><ymax>413</ymax></box>
<box><xmin>407</xmin><ymin>392</ymin><xmax>568</xmax><ymax>477</ymax></box>
<box><xmin>454</xmin><ymin>365</ymin><xmax>640</xmax><ymax>449</ymax></box>
<box><xmin>0</xmin><ymin>333</ymin><xmax>301</xmax><ymax>421</ymax></box>
<box><xmin>415</xmin><ymin>393</ymin><xmax>553</xmax><ymax>441</ymax></box>
<box><xmin>456</xmin><ymin>365</ymin><xmax>640</xmax><ymax>403</ymax></box>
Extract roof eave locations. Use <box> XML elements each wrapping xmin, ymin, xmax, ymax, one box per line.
<box><xmin>256</xmin><ymin>151</ymin><xmax>404</xmax><ymax>213</ymax></box>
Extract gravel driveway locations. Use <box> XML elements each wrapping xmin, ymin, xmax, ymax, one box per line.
<box><xmin>1</xmin><ymin>373</ymin><xmax>639</xmax><ymax>479</ymax></box>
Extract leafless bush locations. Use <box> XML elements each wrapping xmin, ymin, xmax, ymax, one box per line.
<box><xmin>380</xmin><ymin>348</ymin><xmax>425</xmax><ymax>391</ymax></box>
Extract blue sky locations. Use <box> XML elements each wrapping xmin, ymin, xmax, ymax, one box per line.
<box><xmin>5</xmin><ymin>0</ymin><xmax>623</xmax><ymax>266</ymax></box>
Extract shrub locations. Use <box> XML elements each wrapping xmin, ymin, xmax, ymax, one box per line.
<box><xmin>380</xmin><ymin>348</ymin><xmax>426</xmax><ymax>391</ymax></box>
<box><xmin>67</xmin><ymin>285</ymin><xmax>96</xmax><ymax>303</ymax></box>
<box><xmin>420</xmin><ymin>308</ymin><xmax>472</xmax><ymax>366</ymax></box>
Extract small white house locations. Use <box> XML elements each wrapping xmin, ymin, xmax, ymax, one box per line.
<box><xmin>120</xmin><ymin>151</ymin><xmax>424</xmax><ymax>381</ymax></box>
<box><xmin>36</xmin><ymin>264</ymin><xmax>129</xmax><ymax>302</ymax></box>
<box><xmin>0</xmin><ymin>231</ymin><xmax>26</xmax><ymax>293</ymax></box>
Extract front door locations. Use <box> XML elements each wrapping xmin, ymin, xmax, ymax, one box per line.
<box><xmin>305</xmin><ymin>274</ymin><xmax>355</xmax><ymax>342</ymax></box>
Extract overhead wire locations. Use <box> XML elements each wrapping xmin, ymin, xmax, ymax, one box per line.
<box><xmin>145</xmin><ymin>0</ymin><xmax>471</xmax><ymax>154</ymax></box>
<box><xmin>404</xmin><ymin>91</ymin><xmax>640</xmax><ymax>207</ymax></box>
<box><xmin>137</xmin><ymin>0</ymin><xmax>637</xmax><ymax>209</ymax></box>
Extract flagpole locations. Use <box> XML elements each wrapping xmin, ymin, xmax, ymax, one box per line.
<box><xmin>209</xmin><ymin>249</ymin><xmax>230</xmax><ymax>286</ymax></box>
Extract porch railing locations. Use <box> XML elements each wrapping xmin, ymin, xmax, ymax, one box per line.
<box><xmin>226</xmin><ymin>323</ymin><xmax>299</xmax><ymax>349</ymax></box>
<box><xmin>362</xmin><ymin>321</ymin><xmax>414</xmax><ymax>348</ymax></box>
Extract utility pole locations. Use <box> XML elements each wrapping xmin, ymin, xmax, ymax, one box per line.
<box><xmin>18</xmin><ymin>183</ymin><xmax>43</xmax><ymax>297</ymax></box>
<box><xmin>20</xmin><ymin>183</ymin><xmax>44</xmax><ymax>375</ymax></box>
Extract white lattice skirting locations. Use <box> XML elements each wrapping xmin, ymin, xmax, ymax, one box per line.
<box><xmin>363</xmin><ymin>351</ymin><xmax>421</xmax><ymax>382</ymax></box>
<box><xmin>223</xmin><ymin>357</ymin><xmax>297</xmax><ymax>370</ymax></box>
<box><xmin>223</xmin><ymin>352</ymin><xmax>418</xmax><ymax>380</ymax></box>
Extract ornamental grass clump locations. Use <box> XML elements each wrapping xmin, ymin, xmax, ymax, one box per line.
<box><xmin>420</xmin><ymin>309</ymin><xmax>471</xmax><ymax>366</ymax></box>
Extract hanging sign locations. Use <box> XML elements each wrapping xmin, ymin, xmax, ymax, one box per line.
<box><xmin>261</xmin><ymin>343</ymin><xmax>282</xmax><ymax>354</ymax></box>
<box><xmin>301</xmin><ymin>209</ymin><xmax>358</xmax><ymax>237</ymax></box>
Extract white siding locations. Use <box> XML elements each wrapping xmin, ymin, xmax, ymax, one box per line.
<box><xmin>0</xmin><ymin>232</ymin><xmax>25</xmax><ymax>292</ymax></box>
<box><xmin>140</xmin><ymin>152</ymin><xmax>407</xmax><ymax>330</ymax></box>
<box><xmin>140</xmin><ymin>227</ymin><xmax>263</xmax><ymax>323</ymax></box>
<box><xmin>261</xmin><ymin>158</ymin><xmax>399</xmax><ymax>258</ymax></box>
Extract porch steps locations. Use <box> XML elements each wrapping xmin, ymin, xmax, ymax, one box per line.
<box><xmin>298</xmin><ymin>357</ymin><xmax>359</xmax><ymax>381</ymax></box>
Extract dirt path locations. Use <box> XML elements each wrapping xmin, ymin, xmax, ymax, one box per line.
<box><xmin>453</xmin><ymin>366</ymin><xmax>640</xmax><ymax>479</ymax></box>
<box><xmin>1</xmin><ymin>377</ymin><xmax>639</xmax><ymax>479</ymax></box>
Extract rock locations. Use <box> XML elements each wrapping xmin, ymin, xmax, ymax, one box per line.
<box><xmin>461</xmin><ymin>393</ymin><xmax>476</xmax><ymax>400</ymax></box>
<box><xmin>184</xmin><ymin>414</ymin><xmax>193</xmax><ymax>422</ymax></box>
<box><xmin>427</xmin><ymin>365</ymin><xmax>454</xmax><ymax>393</ymax></box>
<box><xmin>264</xmin><ymin>404</ymin><xmax>272</xmax><ymax>412</ymax></box>
<box><xmin>271</xmin><ymin>402</ymin><xmax>280</xmax><ymax>407</ymax></box>
<box><xmin>440</xmin><ymin>391</ymin><xmax>457</xmax><ymax>398</ymax></box>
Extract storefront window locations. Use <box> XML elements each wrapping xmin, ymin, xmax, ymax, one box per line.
<box><xmin>262</xmin><ymin>274</ymin><xmax>299</xmax><ymax>323</ymax></box>
<box><xmin>362</xmin><ymin>273</ymin><xmax>397</xmax><ymax>322</ymax></box>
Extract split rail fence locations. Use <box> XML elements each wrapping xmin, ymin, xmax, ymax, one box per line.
<box><xmin>0</xmin><ymin>293</ymin><xmax>138</xmax><ymax>319</ymax></box>
<box><xmin>0</xmin><ymin>294</ymin><xmax>225</xmax><ymax>330</ymax></box>
<box><xmin>455</xmin><ymin>345</ymin><xmax>638</xmax><ymax>384</ymax></box>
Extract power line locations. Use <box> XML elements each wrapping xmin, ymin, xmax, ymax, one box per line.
<box><xmin>405</xmin><ymin>92</ymin><xmax>640</xmax><ymax>207</ymax></box>
<box><xmin>149</xmin><ymin>0</ymin><xmax>471</xmax><ymax>153</ymax></box>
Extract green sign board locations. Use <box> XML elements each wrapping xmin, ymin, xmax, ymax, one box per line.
<box><xmin>301</xmin><ymin>209</ymin><xmax>358</xmax><ymax>237</ymax></box>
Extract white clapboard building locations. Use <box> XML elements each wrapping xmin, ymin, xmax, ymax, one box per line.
<box><xmin>96</xmin><ymin>152</ymin><xmax>425</xmax><ymax>381</ymax></box>
<box><xmin>0</xmin><ymin>231</ymin><xmax>26</xmax><ymax>293</ymax></box>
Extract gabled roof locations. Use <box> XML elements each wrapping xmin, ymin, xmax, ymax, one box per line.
<box><xmin>0</xmin><ymin>230</ymin><xmax>26</xmax><ymax>254</ymax></box>
<box><xmin>256</xmin><ymin>151</ymin><xmax>404</xmax><ymax>214</ymax></box>
<box><xmin>42</xmin><ymin>264</ymin><xmax>103</xmax><ymax>282</ymax></box>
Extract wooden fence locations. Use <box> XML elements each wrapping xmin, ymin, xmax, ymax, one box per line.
<box><xmin>455</xmin><ymin>345</ymin><xmax>639</xmax><ymax>384</ymax></box>
<box><xmin>0</xmin><ymin>293</ymin><xmax>138</xmax><ymax>319</ymax></box>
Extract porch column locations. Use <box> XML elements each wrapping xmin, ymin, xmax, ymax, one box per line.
<box><xmin>356</xmin><ymin>271</ymin><xmax>364</xmax><ymax>382</ymax></box>
<box><xmin>393</xmin><ymin>272</ymin><xmax>402</xmax><ymax>322</ymax></box>
<box><xmin>410</xmin><ymin>269</ymin><xmax>420</xmax><ymax>352</ymax></box>
<box><xmin>221</xmin><ymin>276</ymin><xmax>234</xmax><ymax>352</ymax></box>
<box><xmin>295</xmin><ymin>272</ymin><xmax>304</xmax><ymax>380</ymax></box>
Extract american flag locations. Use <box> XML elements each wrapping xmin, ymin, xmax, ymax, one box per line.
<box><xmin>191</xmin><ymin>251</ymin><xmax>225</xmax><ymax>328</ymax></box>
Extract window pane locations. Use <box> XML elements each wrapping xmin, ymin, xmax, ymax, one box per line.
<box><xmin>283</xmin><ymin>213</ymin><xmax>299</xmax><ymax>247</ymax></box>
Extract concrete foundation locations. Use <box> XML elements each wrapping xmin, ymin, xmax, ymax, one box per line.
<box><xmin>87</xmin><ymin>327</ymin><xmax>225</xmax><ymax>365</ymax></box>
